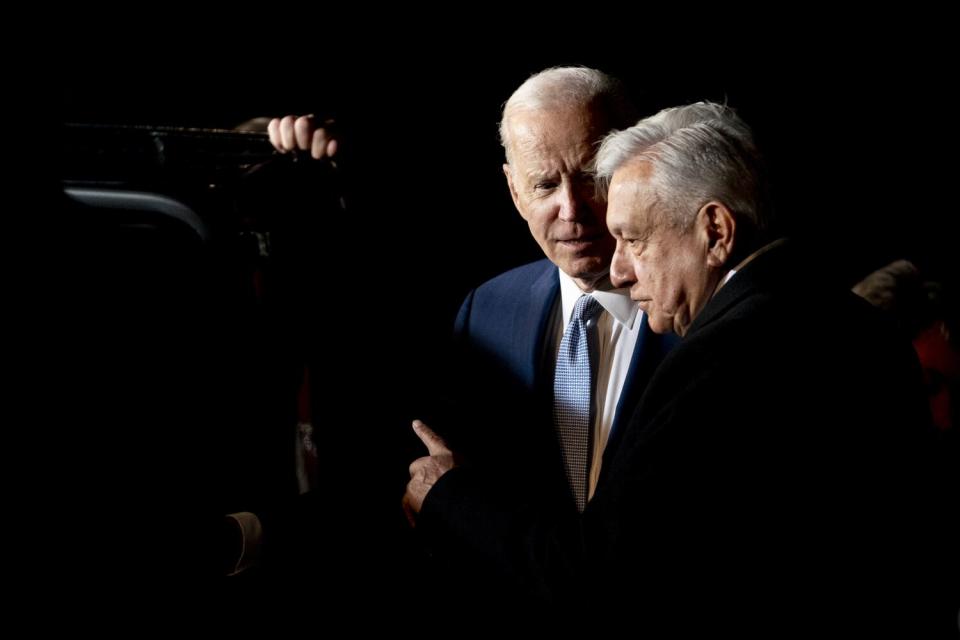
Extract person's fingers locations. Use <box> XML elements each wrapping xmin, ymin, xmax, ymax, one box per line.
<box><xmin>294</xmin><ymin>114</ymin><xmax>315</xmax><ymax>150</ymax></box>
<box><xmin>412</xmin><ymin>420</ymin><xmax>449</xmax><ymax>457</ymax></box>
<box><xmin>401</xmin><ymin>493</ymin><xmax>418</xmax><ymax>528</ymax></box>
<box><xmin>311</xmin><ymin>127</ymin><xmax>328</xmax><ymax>160</ymax></box>
<box><xmin>279</xmin><ymin>115</ymin><xmax>297</xmax><ymax>151</ymax></box>
<box><xmin>270</xmin><ymin>115</ymin><xmax>337</xmax><ymax>158</ymax></box>
<box><xmin>408</xmin><ymin>456</ymin><xmax>427</xmax><ymax>477</ymax></box>
<box><xmin>267</xmin><ymin>118</ymin><xmax>282</xmax><ymax>151</ymax></box>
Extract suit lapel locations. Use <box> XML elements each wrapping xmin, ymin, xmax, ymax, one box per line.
<box><xmin>522</xmin><ymin>266</ymin><xmax>565</xmax><ymax>483</ymax></box>
<box><xmin>599</xmin><ymin>314</ymin><xmax>679</xmax><ymax>485</ymax></box>
<box><xmin>516</xmin><ymin>264</ymin><xmax>560</xmax><ymax>392</ymax></box>
<box><xmin>596</xmin><ymin>243</ymin><xmax>794</xmax><ymax>491</ymax></box>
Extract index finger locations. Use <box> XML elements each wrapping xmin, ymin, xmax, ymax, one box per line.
<box><xmin>412</xmin><ymin>420</ymin><xmax>448</xmax><ymax>456</ymax></box>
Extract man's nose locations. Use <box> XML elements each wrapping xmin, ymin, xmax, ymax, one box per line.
<box><xmin>610</xmin><ymin>241</ymin><xmax>636</xmax><ymax>289</ymax></box>
<box><xmin>557</xmin><ymin>182</ymin><xmax>591</xmax><ymax>222</ymax></box>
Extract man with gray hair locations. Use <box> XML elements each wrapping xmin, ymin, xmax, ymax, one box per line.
<box><xmin>266</xmin><ymin>68</ymin><xmax>674</xmax><ymax>606</ymax></box>
<box><xmin>406</xmin><ymin>100</ymin><xmax>943</xmax><ymax>632</ymax></box>
<box><xmin>594</xmin><ymin>102</ymin><xmax>937</xmax><ymax>630</ymax></box>
<box><xmin>402</xmin><ymin>66</ymin><xmax>676</xmax><ymax>603</ymax></box>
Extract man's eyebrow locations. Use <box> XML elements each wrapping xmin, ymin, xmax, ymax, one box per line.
<box><xmin>615</xmin><ymin>220</ymin><xmax>653</xmax><ymax>241</ymax></box>
<box><xmin>524</xmin><ymin>167</ymin><xmax>554</xmax><ymax>180</ymax></box>
<box><xmin>526</xmin><ymin>169</ymin><xmax>556</xmax><ymax>182</ymax></box>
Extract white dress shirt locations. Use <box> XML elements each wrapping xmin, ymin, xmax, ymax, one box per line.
<box><xmin>551</xmin><ymin>271</ymin><xmax>643</xmax><ymax>500</ymax></box>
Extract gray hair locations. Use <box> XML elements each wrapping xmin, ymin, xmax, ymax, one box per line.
<box><xmin>595</xmin><ymin>102</ymin><xmax>772</xmax><ymax>241</ymax></box>
<box><xmin>499</xmin><ymin>66</ymin><xmax>637</xmax><ymax>164</ymax></box>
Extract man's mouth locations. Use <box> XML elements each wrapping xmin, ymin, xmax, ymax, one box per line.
<box><xmin>558</xmin><ymin>235</ymin><xmax>601</xmax><ymax>246</ymax></box>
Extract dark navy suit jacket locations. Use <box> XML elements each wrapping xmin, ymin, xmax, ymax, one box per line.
<box><xmin>448</xmin><ymin>258</ymin><xmax>675</xmax><ymax>503</ymax></box>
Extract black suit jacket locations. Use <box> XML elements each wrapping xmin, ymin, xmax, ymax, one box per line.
<box><xmin>422</xmin><ymin>242</ymin><xmax>943</xmax><ymax>632</ymax></box>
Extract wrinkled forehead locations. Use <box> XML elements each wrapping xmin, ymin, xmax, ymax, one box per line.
<box><xmin>506</xmin><ymin>106</ymin><xmax>609</xmax><ymax>166</ymax></box>
<box><xmin>606</xmin><ymin>161</ymin><xmax>658</xmax><ymax>235</ymax></box>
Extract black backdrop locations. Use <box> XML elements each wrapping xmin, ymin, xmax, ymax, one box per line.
<box><xmin>60</xmin><ymin>31</ymin><xmax>958</xmax><ymax>479</ymax></box>
<box><xmin>63</xmin><ymin>38</ymin><xmax>957</xmax><ymax>297</ymax></box>
<box><xmin>56</xmin><ymin>27</ymin><xmax>957</xmax><ymax>604</ymax></box>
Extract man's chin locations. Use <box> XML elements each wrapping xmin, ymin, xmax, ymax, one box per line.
<box><xmin>646</xmin><ymin>314</ymin><xmax>675</xmax><ymax>336</ymax></box>
<box><xmin>561</xmin><ymin>257</ymin><xmax>610</xmax><ymax>281</ymax></box>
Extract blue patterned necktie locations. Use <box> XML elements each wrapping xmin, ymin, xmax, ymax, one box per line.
<box><xmin>553</xmin><ymin>294</ymin><xmax>604</xmax><ymax>512</ymax></box>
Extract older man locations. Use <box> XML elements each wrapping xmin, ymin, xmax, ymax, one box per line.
<box><xmin>399</xmin><ymin>68</ymin><xmax>682</xmax><ymax>612</ymax></box>
<box><xmin>271</xmin><ymin>68</ymin><xmax>675</xmax><ymax>603</ymax></box>
<box><xmin>406</xmin><ymin>67</ymin><xmax>675</xmax><ymax>521</ymax></box>
<box><xmin>409</xmin><ymin>101</ymin><xmax>940</xmax><ymax>631</ymax></box>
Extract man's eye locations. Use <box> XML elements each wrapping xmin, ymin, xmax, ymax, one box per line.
<box><xmin>535</xmin><ymin>181</ymin><xmax>557</xmax><ymax>190</ymax></box>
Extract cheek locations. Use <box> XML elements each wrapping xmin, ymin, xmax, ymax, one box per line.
<box><xmin>647</xmin><ymin>267</ymin><xmax>666</xmax><ymax>293</ymax></box>
<box><xmin>527</xmin><ymin>205</ymin><xmax>556</xmax><ymax>234</ymax></box>
<box><xmin>523</xmin><ymin>213</ymin><xmax>549</xmax><ymax>241</ymax></box>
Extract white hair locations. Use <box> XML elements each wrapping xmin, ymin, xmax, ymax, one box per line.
<box><xmin>595</xmin><ymin>102</ymin><xmax>771</xmax><ymax>239</ymax></box>
<box><xmin>499</xmin><ymin>66</ymin><xmax>636</xmax><ymax>164</ymax></box>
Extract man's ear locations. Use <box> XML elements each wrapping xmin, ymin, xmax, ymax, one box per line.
<box><xmin>697</xmin><ymin>201</ymin><xmax>736</xmax><ymax>267</ymax></box>
<box><xmin>503</xmin><ymin>164</ymin><xmax>524</xmax><ymax>216</ymax></box>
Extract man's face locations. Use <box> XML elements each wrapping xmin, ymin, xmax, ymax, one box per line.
<box><xmin>503</xmin><ymin>105</ymin><xmax>615</xmax><ymax>290</ymax></box>
<box><xmin>606</xmin><ymin>160</ymin><xmax>719</xmax><ymax>336</ymax></box>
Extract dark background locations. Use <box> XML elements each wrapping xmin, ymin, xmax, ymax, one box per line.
<box><xmin>63</xmin><ymin>35</ymin><xmax>957</xmax><ymax>306</ymax></box>
<box><xmin>55</xmin><ymin>26</ymin><xmax>957</xmax><ymax>607</ymax></box>
<box><xmin>60</xmin><ymin>30</ymin><xmax>959</xmax><ymax>474</ymax></box>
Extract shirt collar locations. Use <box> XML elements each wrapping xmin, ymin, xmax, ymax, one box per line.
<box><xmin>720</xmin><ymin>268</ymin><xmax>737</xmax><ymax>288</ymax></box>
<box><xmin>557</xmin><ymin>269</ymin><xmax>639</xmax><ymax>329</ymax></box>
